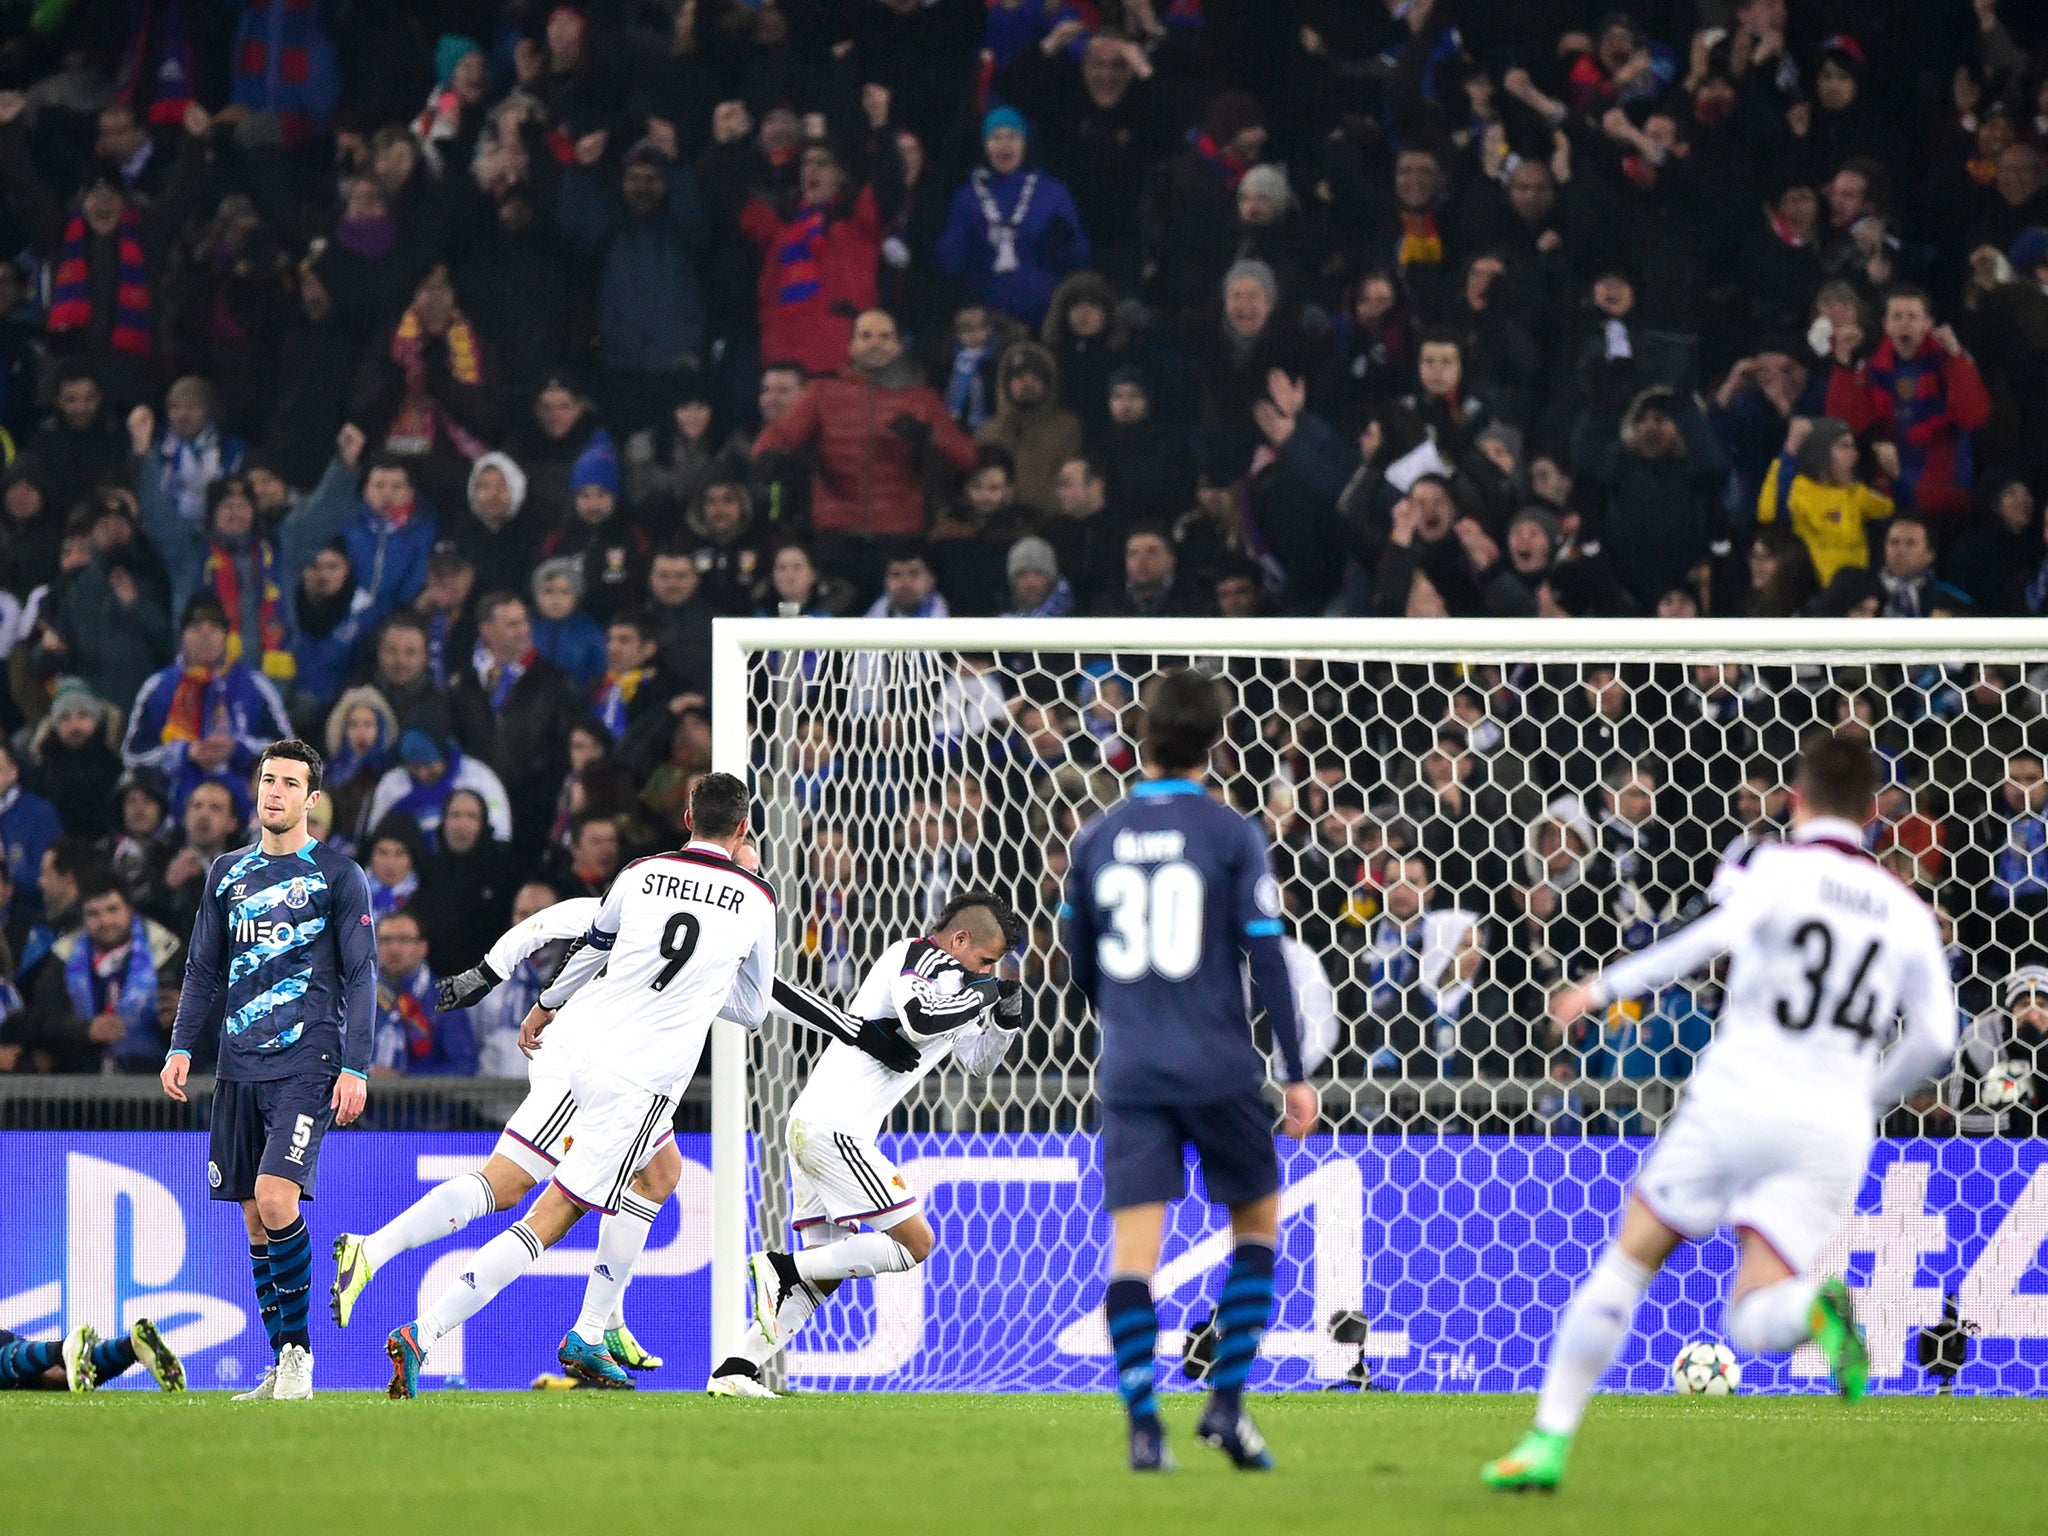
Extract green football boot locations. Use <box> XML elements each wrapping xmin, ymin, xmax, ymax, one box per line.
<box><xmin>130</xmin><ymin>1317</ymin><xmax>185</xmax><ymax>1391</ymax></box>
<box><xmin>605</xmin><ymin>1324</ymin><xmax>663</xmax><ymax>1372</ymax></box>
<box><xmin>1482</xmin><ymin>1428</ymin><xmax>1570</xmax><ymax>1492</ymax></box>
<box><xmin>330</xmin><ymin>1233</ymin><xmax>375</xmax><ymax>1328</ymax></box>
<box><xmin>1810</xmin><ymin>1275</ymin><xmax>1870</xmax><ymax>1402</ymax></box>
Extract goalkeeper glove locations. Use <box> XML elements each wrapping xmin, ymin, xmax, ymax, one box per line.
<box><xmin>854</xmin><ymin>1015</ymin><xmax>924</xmax><ymax>1073</ymax></box>
<box><xmin>438</xmin><ymin>961</ymin><xmax>502</xmax><ymax>1011</ymax></box>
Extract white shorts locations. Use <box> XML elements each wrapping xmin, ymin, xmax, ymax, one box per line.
<box><xmin>551</xmin><ymin>1057</ymin><xmax>676</xmax><ymax>1217</ymax></box>
<box><xmin>1633</xmin><ymin>1093</ymin><xmax>1872</xmax><ymax>1274</ymax></box>
<box><xmin>494</xmin><ymin>1057</ymin><xmax>577</xmax><ymax>1184</ymax></box>
<box><xmin>788</xmin><ymin>1118</ymin><xmax>920</xmax><ymax>1234</ymax></box>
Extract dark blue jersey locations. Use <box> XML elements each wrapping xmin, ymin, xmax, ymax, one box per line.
<box><xmin>1063</xmin><ymin>778</ymin><xmax>1304</xmax><ymax>1106</ymax></box>
<box><xmin>169</xmin><ymin>840</ymin><xmax>377</xmax><ymax>1082</ymax></box>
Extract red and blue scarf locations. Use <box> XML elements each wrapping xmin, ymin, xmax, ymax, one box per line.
<box><xmin>202</xmin><ymin>539</ymin><xmax>291</xmax><ymax>674</ymax></box>
<box><xmin>1190</xmin><ymin>129</ymin><xmax>1249</xmax><ymax>191</ymax></box>
<box><xmin>49</xmin><ymin>205</ymin><xmax>152</xmax><ymax>357</ymax></box>
<box><xmin>775</xmin><ymin>206</ymin><xmax>828</xmax><ymax>307</ymax></box>
<box><xmin>119</xmin><ymin>0</ymin><xmax>197</xmax><ymax>127</ymax></box>
<box><xmin>1862</xmin><ymin>339</ymin><xmax>1970</xmax><ymax>507</ymax></box>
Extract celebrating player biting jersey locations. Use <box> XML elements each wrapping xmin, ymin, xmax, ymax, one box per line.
<box><xmin>161</xmin><ymin>738</ymin><xmax>377</xmax><ymax>1402</ymax></box>
<box><xmin>707</xmin><ymin>892</ymin><xmax>1025</xmax><ymax>1398</ymax></box>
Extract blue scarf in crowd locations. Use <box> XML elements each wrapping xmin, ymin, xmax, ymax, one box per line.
<box><xmin>387</xmin><ymin>744</ymin><xmax>469</xmax><ymax>847</ymax></box>
<box><xmin>66</xmin><ymin>915</ymin><xmax>158</xmax><ymax>1061</ymax></box>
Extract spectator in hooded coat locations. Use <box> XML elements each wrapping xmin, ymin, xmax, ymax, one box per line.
<box><xmin>975</xmin><ymin>340</ymin><xmax>1085</xmax><ymax>516</ymax></box>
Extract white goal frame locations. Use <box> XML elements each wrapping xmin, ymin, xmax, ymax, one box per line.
<box><xmin>705</xmin><ymin>615</ymin><xmax>2048</xmax><ymax>1372</ymax></box>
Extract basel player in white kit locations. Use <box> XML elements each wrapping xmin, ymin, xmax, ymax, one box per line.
<box><xmin>330</xmin><ymin>893</ymin><xmax>671</xmax><ymax>1375</ymax></box>
<box><xmin>386</xmin><ymin>774</ymin><xmax>780</xmax><ymax>1396</ymax></box>
<box><xmin>704</xmin><ymin>890</ymin><xmax>1026</xmax><ymax>1398</ymax></box>
<box><xmin>1486</xmin><ymin>736</ymin><xmax>1960</xmax><ymax>1491</ymax></box>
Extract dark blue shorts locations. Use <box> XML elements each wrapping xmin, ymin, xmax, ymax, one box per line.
<box><xmin>208</xmin><ymin>1073</ymin><xmax>338</xmax><ymax>1201</ymax></box>
<box><xmin>1100</xmin><ymin>1088</ymin><xmax>1281</xmax><ymax>1212</ymax></box>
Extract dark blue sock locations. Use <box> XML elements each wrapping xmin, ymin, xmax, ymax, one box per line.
<box><xmin>266</xmin><ymin>1218</ymin><xmax>313</xmax><ymax>1352</ymax></box>
<box><xmin>250</xmin><ymin>1243</ymin><xmax>281</xmax><ymax>1357</ymax></box>
<box><xmin>1209</xmin><ymin>1240</ymin><xmax>1276</xmax><ymax>1412</ymax></box>
<box><xmin>1106</xmin><ymin>1275</ymin><xmax>1160</xmax><ymax>1426</ymax></box>
<box><xmin>0</xmin><ymin>1336</ymin><xmax>63</xmax><ymax>1385</ymax></box>
<box><xmin>89</xmin><ymin>1334</ymin><xmax>137</xmax><ymax>1383</ymax></box>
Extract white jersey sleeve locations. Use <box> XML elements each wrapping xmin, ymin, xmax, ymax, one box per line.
<box><xmin>1589</xmin><ymin>893</ymin><xmax>1752</xmax><ymax>1009</ymax></box>
<box><xmin>538</xmin><ymin>875</ymin><xmax>630</xmax><ymax>1009</ymax></box>
<box><xmin>717</xmin><ymin>908</ymin><xmax>778</xmax><ymax>1032</ymax></box>
<box><xmin>1869</xmin><ymin>917</ymin><xmax>1961</xmax><ymax>1107</ymax></box>
<box><xmin>892</xmin><ymin>941</ymin><xmax>999</xmax><ymax>1041</ymax></box>
<box><xmin>483</xmin><ymin>897</ymin><xmax>601</xmax><ymax>982</ymax></box>
<box><xmin>949</xmin><ymin>1020</ymin><xmax>1018</xmax><ymax>1077</ymax></box>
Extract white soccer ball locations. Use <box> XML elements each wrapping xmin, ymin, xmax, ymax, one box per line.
<box><xmin>1671</xmin><ymin>1341</ymin><xmax>1742</xmax><ymax>1395</ymax></box>
<box><xmin>1981</xmin><ymin>1060</ymin><xmax>2033</xmax><ymax>1111</ymax></box>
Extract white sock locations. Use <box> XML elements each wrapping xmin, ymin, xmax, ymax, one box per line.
<box><xmin>606</xmin><ymin>1279</ymin><xmax>629</xmax><ymax>1332</ymax></box>
<box><xmin>416</xmin><ymin>1220</ymin><xmax>543</xmax><ymax>1350</ymax></box>
<box><xmin>1534</xmin><ymin>1248</ymin><xmax>1652</xmax><ymax>1435</ymax></box>
<box><xmin>735</xmin><ymin>1227</ymin><xmax>843</xmax><ymax>1368</ymax></box>
<box><xmin>794</xmin><ymin>1230</ymin><xmax>918</xmax><ymax>1284</ymax></box>
<box><xmin>1726</xmin><ymin>1277</ymin><xmax>1819</xmax><ymax>1353</ymax></box>
<box><xmin>365</xmin><ymin>1170</ymin><xmax>497</xmax><ymax>1272</ymax></box>
<box><xmin>573</xmin><ymin>1192</ymin><xmax>659</xmax><ymax>1345</ymax></box>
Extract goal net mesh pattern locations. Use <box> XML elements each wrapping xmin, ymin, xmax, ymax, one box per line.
<box><xmin>733</xmin><ymin>635</ymin><xmax>2046</xmax><ymax>1395</ymax></box>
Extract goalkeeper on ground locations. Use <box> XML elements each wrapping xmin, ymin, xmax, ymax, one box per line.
<box><xmin>707</xmin><ymin>889</ymin><xmax>1026</xmax><ymax>1397</ymax></box>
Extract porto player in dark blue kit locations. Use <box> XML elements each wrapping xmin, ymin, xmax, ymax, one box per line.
<box><xmin>1063</xmin><ymin>669</ymin><xmax>1317</xmax><ymax>1473</ymax></box>
<box><xmin>161</xmin><ymin>739</ymin><xmax>376</xmax><ymax>1401</ymax></box>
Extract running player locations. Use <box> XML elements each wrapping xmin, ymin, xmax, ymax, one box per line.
<box><xmin>1062</xmin><ymin>669</ymin><xmax>1317</xmax><ymax>1473</ymax></box>
<box><xmin>706</xmin><ymin>892</ymin><xmax>1025</xmax><ymax>1398</ymax></box>
<box><xmin>1484</xmin><ymin>733</ymin><xmax>1960</xmax><ymax>1492</ymax></box>
<box><xmin>383</xmin><ymin>774</ymin><xmax>916</xmax><ymax>1396</ymax></box>
<box><xmin>161</xmin><ymin>739</ymin><xmax>376</xmax><ymax>1402</ymax></box>
<box><xmin>328</xmin><ymin>893</ymin><xmax>676</xmax><ymax>1373</ymax></box>
<box><xmin>337</xmin><ymin>869</ymin><xmax>913</xmax><ymax>1383</ymax></box>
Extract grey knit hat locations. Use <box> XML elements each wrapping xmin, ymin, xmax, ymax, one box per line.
<box><xmin>1007</xmin><ymin>536</ymin><xmax>1059</xmax><ymax>580</ymax></box>
<box><xmin>1222</xmin><ymin>258</ymin><xmax>1278</xmax><ymax>304</ymax></box>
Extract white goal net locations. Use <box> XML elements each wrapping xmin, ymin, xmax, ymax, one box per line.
<box><xmin>709</xmin><ymin>618</ymin><xmax>2048</xmax><ymax>1396</ymax></box>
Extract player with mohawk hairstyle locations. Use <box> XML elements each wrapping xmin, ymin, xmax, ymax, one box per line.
<box><xmin>708</xmin><ymin>891</ymin><xmax>1026</xmax><ymax>1398</ymax></box>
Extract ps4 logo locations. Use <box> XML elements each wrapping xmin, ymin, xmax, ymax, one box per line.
<box><xmin>0</xmin><ymin>1153</ymin><xmax>246</xmax><ymax>1386</ymax></box>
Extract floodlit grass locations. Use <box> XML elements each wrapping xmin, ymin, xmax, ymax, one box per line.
<box><xmin>1</xmin><ymin>1389</ymin><xmax>2020</xmax><ymax>1536</ymax></box>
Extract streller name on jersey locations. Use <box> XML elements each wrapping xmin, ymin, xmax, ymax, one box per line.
<box><xmin>639</xmin><ymin>868</ymin><xmax>748</xmax><ymax>912</ymax></box>
<box><xmin>1113</xmin><ymin>829</ymin><xmax>1186</xmax><ymax>863</ymax></box>
<box><xmin>234</xmin><ymin>915</ymin><xmax>319</xmax><ymax>946</ymax></box>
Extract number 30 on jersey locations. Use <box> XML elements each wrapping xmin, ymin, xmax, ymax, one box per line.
<box><xmin>1093</xmin><ymin>861</ymin><xmax>1206</xmax><ymax>981</ymax></box>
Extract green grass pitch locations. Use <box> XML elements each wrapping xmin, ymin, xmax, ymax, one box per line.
<box><xmin>2</xmin><ymin>1391</ymin><xmax>2027</xmax><ymax>1536</ymax></box>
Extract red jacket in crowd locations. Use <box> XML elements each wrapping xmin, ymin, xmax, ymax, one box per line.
<box><xmin>1825</xmin><ymin>341</ymin><xmax>1992</xmax><ymax>519</ymax></box>
<box><xmin>753</xmin><ymin>365</ymin><xmax>977</xmax><ymax>538</ymax></box>
<box><xmin>740</xmin><ymin>188</ymin><xmax>888</xmax><ymax>379</ymax></box>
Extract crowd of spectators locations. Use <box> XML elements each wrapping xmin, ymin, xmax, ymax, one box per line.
<box><xmin>0</xmin><ymin>1</ymin><xmax>2041</xmax><ymax>1125</ymax></box>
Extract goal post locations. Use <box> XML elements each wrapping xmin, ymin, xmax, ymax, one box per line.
<box><xmin>709</xmin><ymin>616</ymin><xmax>2048</xmax><ymax>1395</ymax></box>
